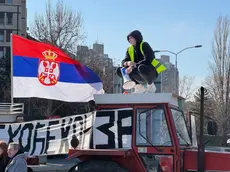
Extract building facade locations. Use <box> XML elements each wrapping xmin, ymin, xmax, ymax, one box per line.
<box><xmin>0</xmin><ymin>0</ymin><xmax>26</xmax><ymax>57</ymax></box>
<box><xmin>154</xmin><ymin>55</ymin><xmax>179</xmax><ymax>95</ymax></box>
<box><xmin>77</xmin><ymin>43</ymin><xmax>122</xmax><ymax>93</ymax></box>
<box><xmin>113</xmin><ymin>66</ymin><xmax>123</xmax><ymax>93</ymax></box>
<box><xmin>93</xmin><ymin>42</ymin><xmax>104</xmax><ymax>56</ymax></box>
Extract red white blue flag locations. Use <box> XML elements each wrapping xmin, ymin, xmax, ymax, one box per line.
<box><xmin>12</xmin><ymin>34</ymin><xmax>104</xmax><ymax>102</ymax></box>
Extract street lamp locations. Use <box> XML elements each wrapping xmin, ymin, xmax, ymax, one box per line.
<box><xmin>154</xmin><ymin>45</ymin><xmax>202</xmax><ymax>68</ymax></box>
<box><xmin>154</xmin><ymin>45</ymin><xmax>202</xmax><ymax>95</ymax></box>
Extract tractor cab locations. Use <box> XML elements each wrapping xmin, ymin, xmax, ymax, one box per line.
<box><xmin>68</xmin><ymin>93</ymin><xmax>194</xmax><ymax>172</ymax></box>
<box><xmin>94</xmin><ymin>93</ymin><xmax>190</xmax><ymax>172</ymax></box>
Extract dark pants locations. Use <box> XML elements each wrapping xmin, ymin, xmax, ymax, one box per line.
<box><xmin>116</xmin><ymin>64</ymin><xmax>158</xmax><ymax>85</ymax></box>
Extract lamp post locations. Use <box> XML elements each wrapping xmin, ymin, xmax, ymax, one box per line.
<box><xmin>155</xmin><ymin>45</ymin><xmax>202</xmax><ymax>69</ymax></box>
<box><xmin>155</xmin><ymin>45</ymin><xmax>202</xmax><ymax>94</ymax></box>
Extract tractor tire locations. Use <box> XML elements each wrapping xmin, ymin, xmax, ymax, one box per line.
<box><xmin>67</xmin><ymin>160</ymin><xmax>129</xmax><ymax>172</ymax></box>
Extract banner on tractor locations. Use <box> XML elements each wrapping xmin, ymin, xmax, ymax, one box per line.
<box><xmin>91</xmin><ymin>108</ymin><xmax>133</xmax><ymax>149</ymax></box>
<box><xmin>0</xmin><ymin>108</ymin><xmax>133</xmax><ymax>156</ymax></box>
<box><xmin>0</xmin><ymin>112</ymin><xmax>94</xmax><ymax>156</ymax></box>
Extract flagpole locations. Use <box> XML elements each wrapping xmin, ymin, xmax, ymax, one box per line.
<box><xmin>10</xmin><ymin>33</ymin><xmax>13</xmax><ymax>104</ymax></box>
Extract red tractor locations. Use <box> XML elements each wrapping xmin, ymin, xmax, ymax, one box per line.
<box><xmin>66</xmin><ymin>87</ymin><xmax>228</xmax><ymax>172</ymax></box>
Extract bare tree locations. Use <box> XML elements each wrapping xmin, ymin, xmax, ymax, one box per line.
<box><xmin>179</xmin><ymin>75</ymin><xmax>196</xmax><ymax>100</ymax></box>
<box><xmin>30</xmin><ymin>0</ymin><xmax>86</xmax><ymax>54</ymax></box>
<box><xmin>205</xmin><ymin>15</ymin><xmax>230</xmax><ymax>138</ymax></box>
<box><xmin>0</xmin><ymin>50</ymin><xmax>11</xmax><ymax>102</ymax></box>
<box><xmin>80</xmin><ymin>54</ymin><xmax>114</xmax><ymax>93</ymax></box>
<box><xmin>29</xmin><ymin>0</ymin><xmax>86</xmax><ymax>116</ymax></box>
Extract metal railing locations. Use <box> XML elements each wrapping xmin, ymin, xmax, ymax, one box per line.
<box><xmin>0</xmin><ymin>103</ymin><xmax>24</xmax><ymax>115</ymax></box>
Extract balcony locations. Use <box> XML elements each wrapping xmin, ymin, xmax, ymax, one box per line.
<box><xmin>0</xmin><ymin>103</ymin><xmax>24</xmax><ymax>123</ymax></box>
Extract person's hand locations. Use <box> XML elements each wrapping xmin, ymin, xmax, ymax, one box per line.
<box><xmin>126</xmin><ymin>66</ymin><xmax>133</xmax><ymax>74</ymax></box>
<box><xmin>127</xmin><ymin>61</ymin><xmax>135</xmax><ymax>66</ymax></box>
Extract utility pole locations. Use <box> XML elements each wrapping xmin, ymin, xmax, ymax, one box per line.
<box><xmin>198</xmin><ymin>86</ymin><xmax>205</xmax><ymax>172</ymax></box>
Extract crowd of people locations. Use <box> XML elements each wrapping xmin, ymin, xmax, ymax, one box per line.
<box><xmin>0</xmin><ymin>141</ymin><xmax>27</xmax><ymax>172</ymax></box>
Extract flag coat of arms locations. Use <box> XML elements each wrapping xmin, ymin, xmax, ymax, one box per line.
<box><xmin>12</xmin><ymin>34</ymin><xmax>104</xmax><ymax>102</ymax></box>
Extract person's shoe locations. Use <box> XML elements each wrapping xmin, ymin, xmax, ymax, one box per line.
<box><xmin>134</xmin><ymin>84</ymin><xmax>147</xmax><ymax>93</ymax></box>
<box><xmin>146</xmin><ymin>83</ymin><xmax>156</xmax><ymax>93</ymax></box>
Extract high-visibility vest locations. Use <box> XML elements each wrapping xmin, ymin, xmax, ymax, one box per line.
<box><xmin>128</xmin><ymin>41</ymin><xmax>167</xmax><ymax>74</ymax></box>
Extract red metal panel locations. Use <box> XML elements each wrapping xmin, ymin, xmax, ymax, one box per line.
<box><xmin>184</xmin><ymin>150</ymin><xmax>230</xmax><ymax>171</ymax></box>
<box><xmin>67</xmin><ymin>149</ymin><xmax>145</xmax><ymax>172</ymax></box>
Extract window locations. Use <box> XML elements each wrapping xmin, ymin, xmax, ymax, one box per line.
<box><xmin>154</xmin><ymin>82</ymin><xmax>161</xmax><ymax>93</ymax></box>
<box><xmin>190</xmin><ymin>114</ymin><xmax>197</xmax><ymax>147</ymax></box>
<box><xmin>0</xmin><ymin>0</ymin><xmax>5</xmax><ymax>3</ymax></box>
<box><xmin>5</xmin><ymin>47</ymin><xmax>10</xmax><ymax>56</ymax></box>
<box><xmin>6</xmin><ymin>30</ymin><xmax>12</xmax><ymax>42</ymax></box>
<box><xmin>7</xmin><ymin>13</ymin><xmax>13</xmax><ymax>24</ymax></box>
<box><xmin>0</xmin><ymin>13</ymin><xmax>4</xmax><ymax>24</ymax></box>
<box><xmin>136</xmin><ymin>108</ymin><xmax>172</xmax><ymax>146</ymax></box>
<box><xmin>6</xmin><ymin>0</ymin><xmax>12</xmax><ymax>4</ymax></box>
<box><xmin>0</xmin><ymin>30</ymin><xmax>4</xmax><ymax>42</ymax></box>
<box><xmin>139</xmin><ymin>154</ymin><xmax>173</xmax><ymax>172</ymax></box>
<box><xmin>0</xmin><ymin>47</ymin><xmax>4</xmax><ymax>58</ymax></box>
<box><xmin>171</xmin><ymin>108</ymin><xmax>191</xmax><ymax>145</ymax></box>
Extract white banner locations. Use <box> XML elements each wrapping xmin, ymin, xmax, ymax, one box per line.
<box><xmin>91</xmin><ymin>108</ymin><xmax>133</xmax><ymax>149</ymax></box>
<box><xmin>0</xmin><ymin>112</ymin><xmax>94</xmax><ymax>156</ymax></box>
<box><xmin>0</xmin><ymin>108</ymin><xmax>134</xmax><ymax>156</ymax></box>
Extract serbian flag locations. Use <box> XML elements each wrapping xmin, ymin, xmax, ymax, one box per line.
<box><xmin>11</xmin><ymin>34</ymin><xmax>104</xmax><ymax>102</ymax></box>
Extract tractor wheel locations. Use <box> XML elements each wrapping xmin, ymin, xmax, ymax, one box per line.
<box><xmin>67</xmin><ymin>160</ymin><xmax>129</xmax><ymax>172</ymax></box>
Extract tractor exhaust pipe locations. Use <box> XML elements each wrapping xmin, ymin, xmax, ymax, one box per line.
<box><xmin>198</xmin><ymin>86</ymin><xmax>205</xmax><ymax>172</ymax></box>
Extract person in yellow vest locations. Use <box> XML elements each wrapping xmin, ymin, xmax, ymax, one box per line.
<box><xmin>117</xmin><ymin>30</ymin><xmax>166</xmax><ymax>93</ymax></box>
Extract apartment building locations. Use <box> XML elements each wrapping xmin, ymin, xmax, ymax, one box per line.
<box><xmin>77</xmin><ymin>43</ymin><xmax>121</xmax><ymax>93</ymax></box>
<box><xmin>155</xmin><ymin>55</ymin><xmax>179</xmax><ymax>94</ymax></box>
<box><xmin>0</xmin><ymin>0</ymin><xmax>26</xmax><ymax>57</ymax></box>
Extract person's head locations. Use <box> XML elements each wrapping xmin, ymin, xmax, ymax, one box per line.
<box><xmin>0</xmin><ymin>141</ymin><xmax>7</xmax><ymax>155</ymax></box>
<box><xmin>7</xmin><ymin>142</ymin><xmax>20</xmax><ymax>158</ymax></box>
<box><xmin>0</xmin><ymin>141</ymin><xmax>8</xmax><ymax>162</ymax></box>
<box><xmin>127</xmin><ymin>30</ymin><xmax>143</xmax><ymax>46</ymax></box>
